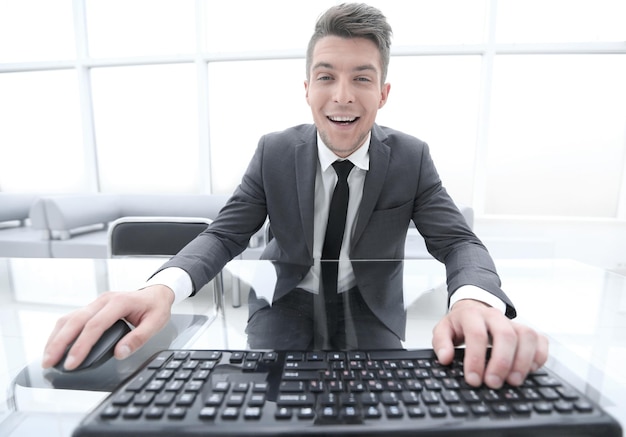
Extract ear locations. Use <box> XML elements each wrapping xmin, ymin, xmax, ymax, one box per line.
<box><xmin>304</xmin><ymin>79</ymin><xmax>310</xmax><ymax>105</ymax></box>
<box><xmin>379</xmin><ymin>82</ymin><xmax>391</xmax><ymax>109</ymax></box>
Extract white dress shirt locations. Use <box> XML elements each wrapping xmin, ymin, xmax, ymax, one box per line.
<box><xmin>146</xmin><ymin>133</ymin><xmax>505</xmax><ymax>313</ymax></box>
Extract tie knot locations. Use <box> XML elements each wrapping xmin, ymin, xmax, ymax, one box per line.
<box><xmin>332</xmin><ymin>160</ymin><xmax>354</xmax><ymax>181</ymax></box>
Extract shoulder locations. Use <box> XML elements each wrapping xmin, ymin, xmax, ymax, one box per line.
<box><xmin>372</xmin><ymin>125</ymin><xmax>431</xmax><ymax>164</ymax></box>
<box><xmin>261</xmin><ymin>124</ymin><xmax>315</xmax><ymax>145</ymax></box>
<box><xmin>374</xmin><ymin>124</ymin><xmax>428</xmax><ymax>150</ymax></box>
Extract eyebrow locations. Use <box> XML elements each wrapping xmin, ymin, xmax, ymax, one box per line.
<box><xmin>312</xmin><ymin>62</ymin><xmax>378</xmax><ymax>74</ymax></box>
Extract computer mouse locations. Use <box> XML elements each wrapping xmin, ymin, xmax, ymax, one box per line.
<box><xmin>54</xmin><ymin>319</ymin><xmax>132</xmax><ymax>372</ymax></box>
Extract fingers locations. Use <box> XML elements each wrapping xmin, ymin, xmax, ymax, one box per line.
<box><xmin>459</xmin><ymin>307</ymin><xmax>495</xmax><ymax>388</ymax></box>
<box><xmin>480</xmin><ymin>313</ymin><xmax>517</xmax><ymax>388</ymax></box>
<box><xmin>42</xmin><ymin>286</ymin><xmax>174</xmax><ymax>371</ymax></box>
<box><xmin>438</xmin><ymin>299</ymin><xmax>550</xmax><ymax>389</ymax></box>
<box><xmin>42</xmin><ymin>299</ymin><xmax>106</xmax><ymax>369</ymax></box>
<box><xmin>431</xmin><ymin>317</ymin><xmax>457</xmax><ymax>366</ymax></box>
<box><xmin>42</xmin><ymin>292</ymin><xmax>123</xmax><ymax>370</ymax></box>
<box><xmin>114</xmin><ymin>309</ymin><xmax>168</xmax><ymax>360</ymax></box>
<box><xmin>486</xmin><ymin>322</ymin><xmax>550</xmax><ymax>388</ymax></box>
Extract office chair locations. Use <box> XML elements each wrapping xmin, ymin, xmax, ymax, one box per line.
<box><xmin>107</xmin><ymin>216</ymin><xmax>238</xmax><ymax>313</ymax></box>
<box><xmin>108</xmin><ymin>216</ymin><xmax>212</xmax><ymax>258</ymax></box>
<box><xmin>107</xmin><ymin>216</ymin><xmax>234</xmax><ymax>347</ymax></box>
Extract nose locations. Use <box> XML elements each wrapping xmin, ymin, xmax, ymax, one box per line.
<box><xmin>333</xmin><ymin>78</ymin><xmax>354</xmax><ymax>104</ymax></box>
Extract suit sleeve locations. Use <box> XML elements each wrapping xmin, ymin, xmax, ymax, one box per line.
<box><xmin>412</xmin><ymin>143</ymin><xmax>517</xmax><ymax>319</ymax></box>
<box><xmin>153</xmin><ymin>140</ymin><xmax>269</xmax><ymax>295</ymax></box>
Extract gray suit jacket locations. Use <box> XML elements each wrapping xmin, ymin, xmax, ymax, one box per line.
<box><xmin>158</xmin><ymin>124</ymin><xmax>515</xmax><ymax>339</ymax></box>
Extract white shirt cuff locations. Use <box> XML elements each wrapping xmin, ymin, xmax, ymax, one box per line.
<box><xmin>449</xmin><ymin>285</ymin><xmax>507</xmax><ymax>314</ymax></box>
<box><xmin>143</xmin><ymin>267</ymin><xmax>193</xmax><ymax>305</ymax></box>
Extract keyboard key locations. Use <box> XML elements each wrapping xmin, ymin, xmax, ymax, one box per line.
<box><xmin>190</xmin><ymin>351</ymin><xmax>221</xmax><ymax>360</ymax></box>
<box><xmin>154</xmin><ymin>392</ymin><xmax>176</xmax><ymax>406</ymax></box>
<box><xmin>360</xmin><ymin>392</ymin><xmax>379</xmax><ymax>405</ymax></box>
<box><xmin>341</xmin><ymin>406</ymin><xmax>359</xmax><ymax>419</ymax></box>
<box><xmin>401</xmin><ymin>391</ymin><xmax>420</xmax><ymax>405</ymax></box>
<box><xmin>450</xmin><ymin>405</ymin><xmax>469</xmax><ymax>417</ymax></box>
<box><xmin>554</xmin><ymin>400</ymin><xmax>575</xmax><ymax>413</ymax></box>
<box><xmin>248</xmin><ymin>394</ymin><xmax>266</xmax><ymax>406</ymax></box>
<box><xmin>145</xmin><ymin>406</ymin><xmax>164</xmax><ymax>419</ymax></box>
<box><xmin>275</xmin><ymin>407</ymin><xmax>292</xmax><ymax>419</ymax></box>
<box><xmin>204</xmin><ymin>393</ymin><xmax>224</xmax><ymax>406</ymax></box>
<box><xmin>212</xmin><ymin>381</ymin><xmax>230</xmax><ymax>392</ymax></box>
<box><xmin>221</xmin><ymin>407</ymin><xmax>239</xmax><ymax>420</ymax></box>
<box><xmin>280</xmin><ymin>381</ymin><xmax>305</xmax><ymax>392</ymax></box>
<box><xmin>134</xmin><ymin>392</ymin><xmax>154</xmax><ymax>406</ymax></box>
<box><xmin>100</xmin><ymin>405</ymin><xmax>120</xmax><ymax>419</ymax></box>
<box><xmin>364</xmin><ymin>405</ymin><xmax>382</xmax><ymax>418</ymax></box>
<box><xmin>407</xmin><ymin>406</ymin><xmax>426</xmax><ymax>418</ymax></box>
<box><xmin>123</xmin><ymin>406</ymin><xmax>143</xmax><ymax>419</ymax></box>
<box><xmin>244</xmin><ymin>407</ymin><xmax>262</xmax><ymax>420</ymax></box>
<box><xmin>198</xmin><ymin>406</ymin><xmax>217</xmax><ymax>420</ymax></box>
<box><xmin>126</xmin><ymin>370</ymin><xmax>155</xmax><ymax>392</ymax></box>
<box><xmin>229</xmin><ymin>352</ymin><xmax>245</xmax><ymax>363</ymax></box>
<box><xmin>534</xmin><ymin>401</ymin><xmax>554</xmax><ymax>414</ymax></box>
<box><xmin>471</xmin><ymin>403</ymin><xmax>491</xmax><ymax>416</ymax></box>
<box><xmin>385</xmin><ymin>405</ymin><xmax>403</xmax><ymax>418</ymax></box>
<box><xmin>321</xmin><ymin>406</ymin><xmax>338</xmax><ymax>419</ymax></box>
<box><xmin>512</xmin><ymin>402</ymin><xmax>533</xmax><ymax>415</ymax></box>
<box><xmin>147</xmin><ymin>352</ymin><xmax>172</xmax><ymax>369</ymax></box>
<box><xmin>277</xmin><ymin>393</ymin><xmax>315</xmax><ymax>407</ymax></box>
<box><xmin>429</xmin><ymin>405</ymin><xmax>447</xmax><ymax>417</ymax></box>
<box><xmin>112</xmin><ymin>392</ymin><xmax>134</xmax><ymax>406</ymax></box>
<box><xmin>252</xmin><ymin>382</ymin><xmax>268</xmax><ymax>392</ymax></box>
<box><xmin>297</xmin><ymin>407</ymin><xmax>315</xmax><ymax>419</ymax></box>
<box><xmin>574</xmin><ymin>400</ymin><xmax>594</xmax><ymax>412</ymax></box>
<box><xmin>225</xmin><ymin>393</ymin><xmax>245</xmax><ymax>406</ymax></box>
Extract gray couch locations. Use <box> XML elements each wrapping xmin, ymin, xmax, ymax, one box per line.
<box><xmin>0</xmin><ymin>193</ymin><xmax>473</xmax><ymax>260</ymax></box>
<box><xmin>0</xmin><ymin>193</ymin><xmax>51</xmax><ymax>257</ymax></box>
<box><xmin>0</xmin><ymin>193</ymin><xmax>262</xmax><ymax>259</ymax></box>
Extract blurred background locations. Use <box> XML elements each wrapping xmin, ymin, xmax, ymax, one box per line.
<box><xmin>1</xmin><ymin>0</ymin><xmax>625</xmax><ymax>270</ymax></box>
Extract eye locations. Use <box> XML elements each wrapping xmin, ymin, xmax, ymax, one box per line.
<box><xmin>355</xmin><ymin>76</ymin><xmax>372</xmax><ymax>82</ymax></box>
<box><xmin>317</xmin><ymin>74</ymin><xmax>333</xmax><ymax>81</ymax></box>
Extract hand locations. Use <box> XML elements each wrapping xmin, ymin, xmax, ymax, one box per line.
<box><xmin>42</xmin><ymin>284</ymin><xmax>174</xmax><ymax>371</ymax></box>
<box><xmin>432</xmin><ymin>299</ymin><xmax>549</xmax><ymax>389</ymax></box>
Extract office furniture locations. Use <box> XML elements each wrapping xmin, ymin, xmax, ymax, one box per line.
<box><xmin>108</xmin><ymin>216</ymin><xmax>213</xmax><ymax>258</ymax></box>
<box><xmin>107</xmin><ymin>216</ymin><xmax>240</xmax><ymax>307</ymax></box>
<box><xmin>0</xmin><ymin>193</ymin><xmax>473</xmax><ymax>261</ymax></box>
<box><xmin>0</xmin><ymin>193</ymin><xmax>50</xmax><ymax>257</ymax></box>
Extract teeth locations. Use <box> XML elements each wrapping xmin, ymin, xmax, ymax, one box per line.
<box><xmin>329</xmin><ymin>116</ymin><xmax>356</xmax><ymax>122</ymax></box>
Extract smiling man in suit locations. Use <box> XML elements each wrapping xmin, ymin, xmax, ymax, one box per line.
<box><xmin>43</xmin><ymin>3</ymin><xmax>548</xmax><ymax>390</ymax></box>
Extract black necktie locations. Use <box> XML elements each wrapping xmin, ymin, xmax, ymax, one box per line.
<box><xmin>320</xmin><ymin>160</ymin><xmax>354</xmax><ymax>340</ymax></box>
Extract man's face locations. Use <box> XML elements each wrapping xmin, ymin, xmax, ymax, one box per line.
<box><xmin>305</xmin><ymin>36</ymin><xmax>390</xmax><ymax>158</ymax></box>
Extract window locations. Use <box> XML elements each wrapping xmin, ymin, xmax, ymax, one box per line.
<box><xmin>0</xmin><ymin>70</ymin><xmax>86</xmax><ymax>193</ymax></box>
<box><xmin>92</xmin><ymin>64</ymin><xmax>200</xmax><ymax>193</ymax></box>
<box><xmin>0</xmin><ymin>0</ymin><xmax>625</xmax><ymax>223</ymax></box>
<box><xmin>486</xmin><ymin>54</ymin><xmax>626</xmax><ymax>217</ymax></box>
<box><xmin>86</xmin><ymin>0</ymin><xmax>196</xmax><ymax>58</ymax></box>
<box><xmin>207</xmin><ymin>59</ymin><xmax>311</xmax><ymax>194</ymax></box>
<box><xmin>0</xmin><ymin>0</ymin><xmax>75</xmax><ymax>63</ymax></box>
<box><xmin>378</xmin><ymin>56</ymin><xmax>483</xmax><ymax>205</ymax></box>
<box><xmin>496</xmin><ymin>0</ymin><xmax>626</xmax><ymax>43</ymax></box>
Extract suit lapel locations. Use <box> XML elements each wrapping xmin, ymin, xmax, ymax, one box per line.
<box><xmin>352</xmin><ymin>125</ymin><xmax>390</xmax><ymax>248</ymax></box>
<box><xmin>295</xmin><ymin>125</ymin><xmax>318</xmax><ymax>257</ymax></box>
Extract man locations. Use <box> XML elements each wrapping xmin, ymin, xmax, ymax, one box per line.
<box><xmin>43</xmin><ymin>3</ymin><xmax>548</xmax><ymax>389</ymax></box>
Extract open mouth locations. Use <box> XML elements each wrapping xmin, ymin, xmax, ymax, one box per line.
<box><xmin>328</xmin><ymin>115</ymin><xmax>359</xmax><ymax>125</ymax></box>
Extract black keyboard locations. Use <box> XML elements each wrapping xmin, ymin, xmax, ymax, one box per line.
<box><xmin>72</xmin><ymin>348</ymin><xmax>622</xmax><ymax>437</ymax></box>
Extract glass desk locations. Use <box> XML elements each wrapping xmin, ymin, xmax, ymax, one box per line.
<box><xmin>0</xmin><ymin>257</ymin><xmax>624</xmax><ymax>436</ymax></box>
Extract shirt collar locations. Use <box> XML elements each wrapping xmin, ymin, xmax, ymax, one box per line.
<box><xmin>316</xmin><ymin>132</ymin><xmax>371</xmax><ymax>172</ymax></box>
